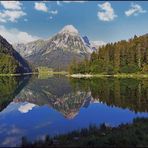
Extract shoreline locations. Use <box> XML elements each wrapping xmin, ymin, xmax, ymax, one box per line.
<box><xmin>68</xmin><ymin>73</ymin><xmax>148</xmax><ymax>78</ymax></box>
<box><xmin>1</xmin><ymin>72</ymin><xmax>148</xmax><ymax>78</ymax></box>
<box><xmin>0</xmin><ymin>72</ymin><xmax>38</xmax><ymax>77</ymax></box>
<box><xmin>0</xmin><ymin>71</ymin><xmax>68</xmax><ymax>77</ymax></box>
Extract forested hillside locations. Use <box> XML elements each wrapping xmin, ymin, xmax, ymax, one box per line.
<box><xmin>69</xmin><ymin>34</ymin><xmax>148</xmax><ymax>74</ymax></box>
<box><xmin>0</xmin><ymin>35</ymin><xmax>32</xmax><ymax>74</ymax></box>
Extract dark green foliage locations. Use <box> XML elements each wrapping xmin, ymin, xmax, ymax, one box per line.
<box><xmin>70</xmin><ymin>78</ymin><xmax>148</xmax><ymax>113</ymax></box>
<box><xmin>0</xmin><ymin>35</ymin><xmax>32</xmax><ymax>74</ymax></box>
<box><xmin>0</xmin><ymin>54</ymin><xmax>19</xmax><ymax>74</ymax></box>
<box><xmin>142</xmin><ymin>64</ymin><xmax>148</xmax><ymax>73</ymax></box>
<box><xmin>21</xmin><ymin>118</ymin><xmax>148</xmax><ymax>147</ymax></box>
<box><xmin>120</xmin><ymin>64</ymin><xmax>140</xmax><ymax>73</ymax></box>
<box><xmin>69</xmin><ymin>34</ymin><xmax>148</xmax><ymax>74</ymax></box>
<box><xmin>0</xmin><ymin>76</ymin><xmax>30</xmax><ymax>111</ymax></box>
<box><xmin>0</xmin><ymin>76</ymin><xmax>17</xmax><ymax>111</ymax></box>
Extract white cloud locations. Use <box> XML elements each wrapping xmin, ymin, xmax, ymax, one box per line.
<box><xmin>0</xmin><ymin>1</ymin><xmax>26</xmax><ymax>23</ymax></box>
<box><xmin>125</xmin><ymin>3</ymin><xmax>147</xmax><ymax>16</ymax></box>
<box><xmin>18</xmin><ymin>103</ymin><xmax>36</xmax><ymax>113</ymax></box>
<box><xmin>0</xmin><ymin>10</ymin><xmax>26</xmax><ymax>23</ymax></box>
<box><xmin>63</xmin><ymin>1</ymin><xmax>85</xmax><ymax>3</ymax></box>
<box><xmin>34</xmin><ymin>2</ymin><xmax>48</xmax><ymax>12</ymax></box>
<box><xmin>0</xmin><ymin>25</ymin><xmax>40</xmax><ymax>44</ymax></box>
<box><xmin>57</xmin><ymin>1</ymin><xmax>85</xmax><ymax>5</ymax></box>
<box><xmin>91</xmin><ymin>40</ymin><xmax>106</xmax><ymax>48</ymax></box>
<box><xmin>49</xmin><ymin>10</ymin><xmax>58</xmax><ymax>15</ymax></box>
<box><xmin>57</xmin><ymin>1</ymin><xmax>62</xmax><ymax>6</ymax></box>
<box><xmin>34</xmin><ymin>2</ymin><xmax>58</xmax><ymax>20</ymax></box>
<box><xmin>97</xmin><ymin>2</ymin><xmax>117</xmax><ymax>21</ymax></box>
<box><xmin>0</xmin><ymin>1</ymin><xmax>22</xmax><ymax>10</ymax></box>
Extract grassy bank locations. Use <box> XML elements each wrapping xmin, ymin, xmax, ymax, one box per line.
<box><xmin>21</xmin><ymin>117</ymin><xmax>148</xmax><ymax>147</ymax></box>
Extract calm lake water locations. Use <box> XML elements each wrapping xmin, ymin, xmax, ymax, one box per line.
<box><xmin>0</xmin><ymin>75</ymin><xmax>148</xmax><ymax>146</ymax></box>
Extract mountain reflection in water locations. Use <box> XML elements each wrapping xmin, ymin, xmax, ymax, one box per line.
<box><xmin>0</xmin><ymin>75</ymin><xmax>148</xmax><ymax>147</ymax></box>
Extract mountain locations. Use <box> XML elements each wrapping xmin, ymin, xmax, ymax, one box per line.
<box><xmin>13</xmin><ymin>39</ymin><xmax>47</xmax><ymax>58</ymax></box>
<box><xmin>82</xmin><ymin>36</ymin><xmax>106</xmax><ymax>52</ymax></box>
<box><xmin>13</xmin><ymin>76</ymin><xmax>94</xmax><ymax>119</ymax></box>
<box><xmin>13</xmin><ymin>25</ymin><xmax>94</xmax><ymax>71</ymax></box>
<box><xmin>0</xmin><ymin>35</ymin><xmax>32</xmax><ymax>74</ymax></box>
<box><xmin>82</xmin><ymin>36</ymin><xmax>96</xmax><ymax>52</ymax></box>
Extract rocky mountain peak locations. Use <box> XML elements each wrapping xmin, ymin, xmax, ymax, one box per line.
<box><xmin>13</xmin><ymin>25</ymin><xmax>95</xmax><ymax>70</ymax></box>
<box><xmin>59</xmin><ymin>25</ymin><xmax>79</xmax><ymax>35</ymax></box>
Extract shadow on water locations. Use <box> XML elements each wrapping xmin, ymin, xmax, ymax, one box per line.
<box><xmin>0</xmin><ymin>75</ymin><xmax>31</xmax><ymax>111</ymax></box>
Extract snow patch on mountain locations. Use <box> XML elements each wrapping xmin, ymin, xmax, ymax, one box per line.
<box><xmin>13</xmin><ymin>25</ymin><xmax>106</xmax><ymax>70</ymax></box>
<box><xmin>59</xmin><ymin>25</ymin><xmax>79</xmax><ymax>35</ymax></box>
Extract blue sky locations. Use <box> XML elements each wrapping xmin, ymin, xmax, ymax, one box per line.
<box><xmin>0</xmin><ymin>1</ymin><xmax>148</xmax><ymax>44</ymax></box>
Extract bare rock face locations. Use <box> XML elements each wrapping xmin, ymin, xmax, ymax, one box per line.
<box><xmin>13</xmin><ymin>25</ymin><xmax>94</xmax><ymax>71</ymax></box>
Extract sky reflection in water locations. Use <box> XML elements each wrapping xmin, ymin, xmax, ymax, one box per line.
<box><xmin>0</xmin><ymin>76</ymin><xmax>148</xmax><ymax>147</ymax></box>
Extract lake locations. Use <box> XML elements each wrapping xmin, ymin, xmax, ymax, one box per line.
<box><xmin>0</xmin><ymin>75</ymin><xmax>148</xmax><ymax>147</ymax></box>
